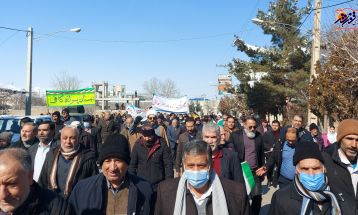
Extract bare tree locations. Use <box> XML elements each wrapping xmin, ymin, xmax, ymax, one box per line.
<box><xmin>143</xmin><ymin>77</ymin><xmax>180</xmax><ymax>98</ymax></box>
<box><xmin>51</xmin><ymin>71</ymin><xmax>81</xmax><ymax>90</ymax></box>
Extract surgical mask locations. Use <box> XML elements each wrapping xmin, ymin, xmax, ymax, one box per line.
<box><xmin>184</xmin><ymin>169</ymin><xmax>210</xmax><ymax>188</ymax></box>
<box><xmin>299</xmin><ymin>172</ymin><xmax>325</xmax><ymax>191</ymax></box>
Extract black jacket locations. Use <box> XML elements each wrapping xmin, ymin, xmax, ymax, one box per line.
<box><xmin>269</xmin><ymin>182</ymin><xmax>334</xmax><ymax>215</ymax></box>
<box><xmin>219</xmin><ymin>147</ymin><xmax>245</xmax><ymax>184</ymax></box>
<box><xmin>11</xmin><ymin>137</ymin><xmax>39</xmax><ymax>150</ymax></box>
<box><xmin>38</xmin><ymin>145</ymin><xmax>99</xmax><ymax>198</ymax></box>
<box><xmin>263</xmin><ymin>130</ymin><xmax>280</xmax><ymax>152</ymax></box>
<box><xmin>69</xmin><ymin>173</ymin><xmax>153</xmax><ymax>215</ymax></box>
<box><xmin>175</xmin><ymin>131</ymin><xmax>202</xmax><ymax>172</ymax></box>
<box><xmin>228</xmin><ymin>130</ymin><xmax>265</xmax><ymax>168</ymax></box>
<box><xmin>12</xmin><ymin>182</ymin><xmax>74</xmax><ymax>215</ymax></box>
<box><xmin>28</xmin><ymin>139</ymin><xmax>60</xmax><ymax>168</ymax></box>
<box><xmin>322</xmin><ymin>143</ymin><xmax>358</xmax><ymax>215</ymax></box>
<box><xmin>155</xmin><ymin>177</ymin><xmax>250</xmax><ymax>215</ymax></box>
<box><xmin>129</xmin><ymin>137</ymin><xmax>173</xmax><ymax>190</ymax></box>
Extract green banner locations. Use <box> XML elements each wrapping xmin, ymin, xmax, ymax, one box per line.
<box><xmin>46</xmin><ymin>88</ymin><xmax>96</xmax><ymax>107</ymax></box>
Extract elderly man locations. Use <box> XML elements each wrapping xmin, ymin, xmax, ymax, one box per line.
<box><xmin>280</xmin><ymin>114</ymin><xmax>312</xmax><ymax>142</ymax></box>
<box><xmin>155</xmin><ymin>140</ymin><xmax>250</xmax><ymax>215</ymax></box>
<box><xmin>167</xmin><ymin>118</ymin><xmax>182</xmax><ymax>163</ymax></box>
<box><xmin>146</xmin><ymin>109</ymin><xmax>169</xmax><ymax>145</ymax></box>
<box><xmin>28</xmin><ymin>121</ymin><xmax>59</xmax><ymax>182</ymax></box>
<box><xmin>322</xmin><ymin>119</ymin><xmax>358</xmax><ymax>215</ymax></box>
<box><xmin>69</xmin><ymin>134</ymin><xmax>153</xmax><ymax>215</ymax></box>
<box><xmin>11</xmin><ymin>122</ymin><xmax>39</xmax><ymax>150</ymax></box>
<box><xmin>228</xmin><ymin>115</ymin><xmax>265</xmax><ymax>215</ymax></box>
<box><xmin>269</xmin><ymin>140</ymin><xmax>341</xmax><ymax>215</ymax></box>
<box><xmin>175</xmin><ymin>117</ymin><xmax>202</xmax><ymax>174</ymax></box>
<box><xmin>129</xmin><ymin>124</ymin><xmax>173</xmax><ymax>191</ymax></box>
<box><xmin>38</xmin><ymin>126</ymin><xmax>98</xmax><ymax>199</ymax></box>
<box><xmin>0</xmin><ymin>148</ymin><xmax>73</xmax><ymax>214</ymax></box>
<box><xmin>120</xmin><ymin>114</ymin><xmax>141</xmax><ymax>150</ymax></box>
<box><xmin>202</xmin><ymin>123</ymin><xmax>244</xmax><ymax>183</ymax></box>
<box><xmin>0</xmin><ymin>132</ymin><xmax>13</xmax><ymax>150</ymax></box>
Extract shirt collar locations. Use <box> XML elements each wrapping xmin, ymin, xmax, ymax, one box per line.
<box><xmin>338</xmin><ymin>148</ymin><xmax>358</xmax><ymax>166</ymax></box>
<box><xmin>106</xmin><ymin>175</ymin><xmax>128</xmax><ymax>194</ymax></box>
<box><xmin>39</xmin><ymin>139</ymin><xmax>53</xmax><ymax>148</ymax></box>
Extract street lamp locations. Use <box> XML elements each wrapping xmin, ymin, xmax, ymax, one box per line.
<box><xmin>0</xmin><ymin>26</ymin><xmax>81</xmax><ymax>115</ymax></box>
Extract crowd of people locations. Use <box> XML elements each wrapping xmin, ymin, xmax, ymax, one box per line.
<box><xmin>0</xmin><ymin>107</ymin><xmax>357</xmax><ymax>215</ymax></box>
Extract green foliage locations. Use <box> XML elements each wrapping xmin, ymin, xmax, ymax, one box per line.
<box><xmin>229</xmin><ymin>0</ymin><xmax>311</xmax><ymax>119</ymax></box>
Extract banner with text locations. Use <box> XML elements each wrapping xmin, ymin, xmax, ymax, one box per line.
<box><xmin>152</xmin><ymin>95</ymin><xmax>189</xmax><ymax>113</ymax></box>
<box><xmin>126</xmin><ymin>104</ymin><xmax>146</xmax><ymax>118</ymax></box>
<box><xmin>46</xmin><ymin>88</ymin><xmax>96</xmax><ymax>107</ymax></box>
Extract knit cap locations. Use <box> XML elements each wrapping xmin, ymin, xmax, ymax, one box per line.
<box><xmin>337</xmin><ymin>119</ymin><xmax>358</xmax><ymax>142</ymax></box>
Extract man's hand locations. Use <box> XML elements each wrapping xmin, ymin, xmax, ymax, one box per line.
<box><xmin>255</xmin><ymin>166</ymin><xmax>267</xmax><ymax>176</ymax></box>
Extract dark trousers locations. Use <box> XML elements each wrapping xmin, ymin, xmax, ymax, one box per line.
<box><xmin>278</xmin><ymin>175</ymin><xmax>292</xmax><ymax>189</ymax></box>
<box><xmin>250</xmin><ymin>171</ymin><xmax>262</xmax><ymax>215</ymax></box>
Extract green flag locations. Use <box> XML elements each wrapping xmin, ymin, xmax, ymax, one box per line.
<box><xmin>241</xmin><ymin>161</ymin><xmax>255</xmax><ymax>195</ymax></box>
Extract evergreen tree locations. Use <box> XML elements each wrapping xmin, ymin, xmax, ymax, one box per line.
<box><xmin>229</xmin><ymin>0</ymin><xmax>311</xmax><ymax>122</ymax></box>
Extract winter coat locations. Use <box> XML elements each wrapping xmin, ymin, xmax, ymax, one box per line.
<box><xmin>69</xmin><ymin>173</ymin><xmax>153</xmax><ymax>215</ymax></box>
<box><xmin>167</xmin><ymin>125</ymin><xmax>182</xmax><ymax>150</ymax></box>
<box><xmin>129</xmin><ymin>137</ymin><xmax>173</xmax><ymax>191</ymax></box>
<box><xmin>269</xmin><ymin>182</ymin><xmax>334</xmax><ymax>215</ymax></box>
<box><xmin>11</xmin><ymin>182</ymin><xmax>74</xmax><ymax>215</ymax></box>
<box><xmin>11</xmin><ymin>137</ymin><xmax>39</xmax><ymax>150</ymax></box>
<box><xmin>322</xmin><ymin>143</ymin><xmax>358</xmax><ymax>215</ymax></box>
<box><xmin>218</xmin><ymin>147</ymin><xmax>245</xmax><ymax>184</ymax></box>
<box><xmin>38</xmin><ymin>145</ymin><xmax>99</xmax><ymax>198</ymax></box>
<box><xmin>154</xmin><ymin>177</ymin><xmax>250</xmax><ymax>215</ymax></box>
<box><xmin>120</xmin><ymin>123</ymin><xmax>141</xmax><ymax>150</ymax></box>
<box><xmin>175</xmin><ymin>131</ymin><xmax>202</xmax><ymax>172</ymax></box>
<box><xmin>28</xmin><ymin>139</ymin><xmax>60</xmax><ymax>169</ymax></box>
<box><xmin>228</xmin><ymin>130</ymin><xmax>265</xmax><ymax>168</ymax></box>
<box><xmin>97</xmin><ymin>119</ymin><xmax>119</xmax><ymax>144</ymax></box>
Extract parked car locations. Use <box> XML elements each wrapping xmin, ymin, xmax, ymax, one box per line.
<box><xmin>0</xmin><ymin>115</ymin><xmax>22</xmax><ymax>143</ymax></box>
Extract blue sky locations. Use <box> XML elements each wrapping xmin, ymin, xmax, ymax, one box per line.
<box><xmin>0</xmin><ymin>0</ymin><xmax>353</xmax><ymax>99</ymax></box>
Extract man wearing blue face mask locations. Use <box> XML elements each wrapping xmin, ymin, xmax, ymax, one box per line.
<box><xmin>269</xmin><ymin>140</ymin><xmax>342</xmax><ymax>215</ymax></box>
<box><xmin>155</xmin><ymin>140</ymin><xmax>250</xmax><ymax>215</ymax></box>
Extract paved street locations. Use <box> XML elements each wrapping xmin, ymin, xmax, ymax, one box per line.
<box><xmin>260</xmin><ymin>179</ymin><xmax>278</xmax><ymax>215</ymax></box>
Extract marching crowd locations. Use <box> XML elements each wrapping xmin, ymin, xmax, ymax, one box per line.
<box><xmin>0</xmin><ymin>107</ymin><xmax>357</xmax><ymax>215</ymax></box>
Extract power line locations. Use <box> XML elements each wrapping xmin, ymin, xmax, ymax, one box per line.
<box><xmin>41</xmin><ymin>28</ymin><xmax>256</xmax><ymax>44</ymax></box>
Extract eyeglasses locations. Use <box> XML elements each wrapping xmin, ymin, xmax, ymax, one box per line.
<box><xmin>248</xmin><ymin>126</ymin><xmax>257</xmax><ymax>130</ymax></box>
<box><xmin>148</xmin><ymin>117</ymin><xmax>155</xmax><ymax>120</ymax></box>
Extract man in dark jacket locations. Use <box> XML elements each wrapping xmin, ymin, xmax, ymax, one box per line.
<box><xmin>71</xmin><ymin>121</ymin><xmax>97</xmax><ymax>157</ymax></box>
<box><xmin>69</xmin><ymin>134</ymin><xmax>153</xmax><ymax>215</ymax></box>
<box><xmin>175</xmin><ymin>117</ymin><xmax>202</xmax><ymax>174</ymax></box>
<box><xmin>202</xmin><ymin>123</ymin><xmax>244</xmax><ymax>184</ymax></box>
<box><xmin>257</xmin><ymin>128</ymin><xmax>299</xmax><ymax>189</ymax></box>
<box><xmin>262</xmin><ymin>120</ymin><xmax>281</xmax><ymax>186</ymax></box>
<box><xmin>11</xmin><ymin>122</ymin><xmax>39</xmax><ymax>150</ymax></box>
<box><xmin>38</xmin><ymin>126</ymin><xmax>98</xmax><ymax>199</ymax></box>
<box><xmin>167</xmin><ymin>118</ymin><xmax>182</xmax><ymax>163</ymax></box>
<box><xmin>97</xmin><ymin>111</ymin><xmax>118</xmax><ymax>145</ymax></box>
<box><xmin>322</xmin><ymin>119</ymin><xmax>358</xmax><ymax>215</ymax></box>
<box><xmin>0</xmin><ymin>148</ymin><xmax>73</xmax><ymax>215</ymax></box>
<box><xmin>52</xmin><ymin>111</ymin><xmax>64</xmax><ymax>140</ymax></box>
<box><xmin>228</xmin><ymin>115</ymin><xmax>265</xmax><ymax>215</ymax></box>
<box><xmin>129</xmin><ymin>124</ymin><xmax>173</xmax><ymax>191</ymax></box>
<box><xmin>279</xmin><ymin>114</ymin><xmax>312</xmax><ymax>142</ymax></box>
<box><xmin>155</xmin><ymin>140</ymin><xmax>250</xmax><ymax>215</ymax></box>
<box><xmin>269</xmin><ymin>141</ymin><xmax>342</xmax><ymax>215</ymax></box>
<box><xmin>309</xmin><ymin>123</ymin><xmax>324</xmax><ymax>151</ymax></box>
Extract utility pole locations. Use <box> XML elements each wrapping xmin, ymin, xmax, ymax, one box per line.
<box><xmin>25</xmin><ymin>27</ymin><xmax>33</xmax><ymax>116</ymax></box>
<box><xmin>308</xmin><ymin>0</ymin><xmax>322</xmax><ymax>127</ymax></box>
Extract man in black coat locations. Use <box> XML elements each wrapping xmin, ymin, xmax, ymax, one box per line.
<box><xmin>155</xmin><ymin>140</ymin><xmax>250</xmax><ymax>215</ymax></box>
<box><xmin>202</xmin><ymin>123</ymin><xmax>244</xmax><ymax>184</ymax></box>
<box><xmin>0</xmin><ymin>148</ymin><xmax>73</xmax><ymax>215</ymax></box>
<box><xmin>257</xmin><ymin>128</ymin><xmax>299</xmax><ymax>189</ymax></box>
<box><xmin>129</xmin><ymin>124</ymin><xmax>173</xmax><ymax>191</ymax></box>
<box><xmin>279</xmin><ymin>114</ymin><xmax>312</xmax><ymax>142</ymax></box>
<box><xmin>69</xmin><ymin>134</ymin><xmax>153</xmax><ymax>215</ymax></box>
<box><xmin>228</xmin><ymin>115</ymin><xmax>265</xmax><ymax>215</ymax></box>
<box><xmin>52</xmin><ymin>111</ymin><xmax>64</xmax><ymax>140</ymax></box>
<box><xmin>11</xmin><ymin>122</ymin><xmax>39</xmax><ymax>150</ymax></box>
<box><xmin>269</xmin><ymin>140</ymin><xmax>342</xmax><ymax>215</ymax></box>
<box><xmin>38</xmin><ymin>126</ymin><xmax>98</xmax><ymax>199</ymax></box>
<box><xmin>322</xmin><ymin>119</ymin><xmax>358</xmax><ymax>215</ymax></box>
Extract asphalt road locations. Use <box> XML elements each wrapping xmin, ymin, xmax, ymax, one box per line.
<box><xmin>260</xmin><ymin>179</ymin><xmax>278</xmax><ymax>215</ymax></box>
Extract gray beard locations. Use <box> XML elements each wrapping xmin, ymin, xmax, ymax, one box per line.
<box><xmin>244</xmin><ymin>129</ymin><xmax>256</xmax><ymax>139</ymax></box>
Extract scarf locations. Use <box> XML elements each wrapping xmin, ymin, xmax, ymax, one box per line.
<box><xmin>49</xmin><ymin>145</ymin><xmax>81</xmax><ymax>197</ymax></box>
<box><xmin>327</xmin><ymin>132</ymin><xmax>337</xmax><ymax>144</ymax></box>
<box><xmin>293</xmin><ymin>175</ymin><xmax>341</xmax><ymax>215</ymax></box>
<box><xmin>173</xmin><ymin>171</ymin><xmax>229</xmax><ymax>215</ymax></box>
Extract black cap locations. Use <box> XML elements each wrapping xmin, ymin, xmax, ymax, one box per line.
<box><xmin>309</xmin><ymin>123</ymin><xmax>319</xmax><ymax>131</ymax></box>
<box><xmin>98</xmin><ymin>134</ymin><xmax>131</xmax><ymax>165</ymax></box>
<box><xmin>293</xmin><ymin>140</ymin><xmax>324</xmax><ymax>166</ymax></box>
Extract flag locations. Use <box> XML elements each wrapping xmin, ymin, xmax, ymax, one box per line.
<box><xmin>241</xmin><ymin>161</ymin><xmax>256</xmax><ymax>195</ymax></box>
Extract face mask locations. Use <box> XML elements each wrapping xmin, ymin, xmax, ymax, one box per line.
<box><xmin>184</xmin><ymin>169</ymin><xmax>210</xmax><ymax>188</ymax></box>
<box><xmin>299</xmin><ymin>172</ymin><xmax>325</xmax><ymax>191</ymax></box>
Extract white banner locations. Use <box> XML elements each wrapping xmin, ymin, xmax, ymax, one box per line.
<box><xmin>126</xmin><ymin>104</ymin><xmax>146</xmax><ymax>118</ymax></box>
<box><xmin>152</xmin><ymin>95</ymin><xmax>189</xmax><ymax>113</ymax></box>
